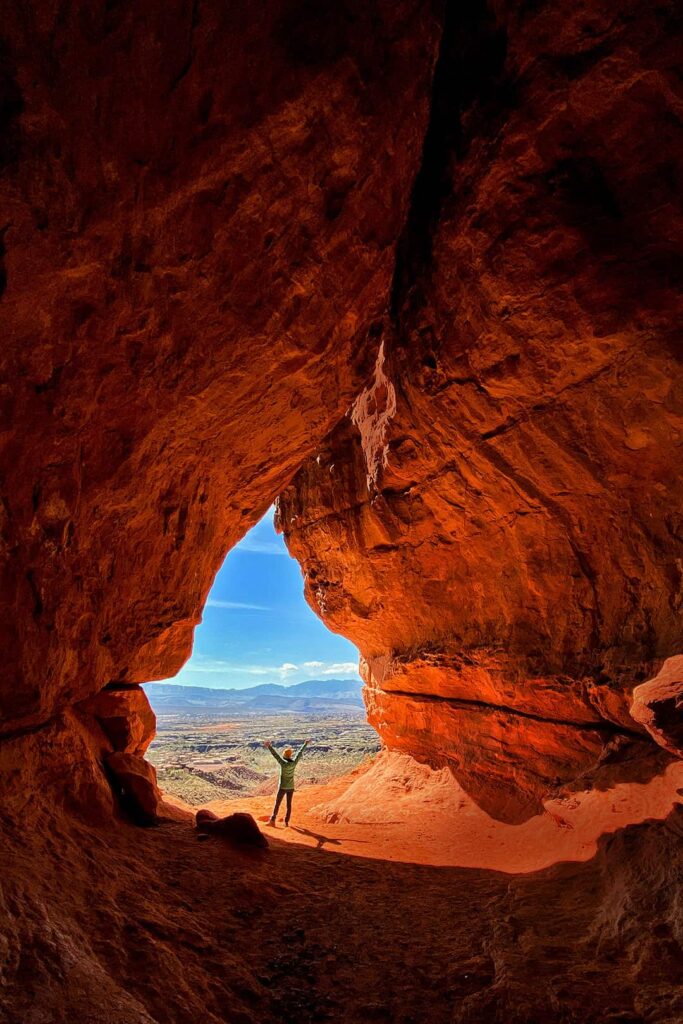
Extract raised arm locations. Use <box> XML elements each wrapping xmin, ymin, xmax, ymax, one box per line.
<box><xmin>264</xmin><ymin>741</ymin><xmax>285</xmax><ymax>765</ymax></box>
<box><xmin>293</xmin><ymin>739</ymin><xmax>311</xmax><ymax>765</ymax></box>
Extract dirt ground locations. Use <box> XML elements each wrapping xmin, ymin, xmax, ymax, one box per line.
<box><xmin>147</xmin><ymin>713</ymin><xmax>379</xmax><ymax>805</ymax></box>
<box><xmin>2</xmin><ymin>755</ymin><xmax>682</xmax><ymax>1024</ymax></box>
<box><xmin>205</xmin><ymin>750</ymin><xmax>683</xmax><ymax>872</ymax></box>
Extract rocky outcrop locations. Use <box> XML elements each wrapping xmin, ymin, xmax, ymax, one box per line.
<box><xmin>195</xmin><ymin>808</ymin><xmax>268</xmax><ymax>847</ymax></box>
<box><xmin>0</xmin><ymin>3</ymin><xmax>681</xmax><ymax>1017</ymax></box>
<box><xmin>1</xmin><ymin>768</ymin><xmax>682</xmax><ymax>1023</ymax></box>
<box><xmin>278</xmin><ymin>0</ymin><xmax>683</xmax><ymax>820</ymax></box>
<box><xmin>631</xmin><ymin>656</ymin><xmax>683</xmax><ymax>758</ymax></box>
<box><xmin>0</xmin><ymin>711</ymin><xmax>117</xmax><ymax>825</ymax></box>
<box><xmin>79</xmin><ymin>684</ymin><xmax>157</xmax><ymax>756</ymax></box>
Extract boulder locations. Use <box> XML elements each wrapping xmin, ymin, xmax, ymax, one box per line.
<box><xmin>80</xmin><ymin>685</ymin><xmax>156</xmax><ymax>755</ymax></box>
<box><xmin>196</xmin><ymin>809</ymin><xmax>268</xmax><ymax>848</ymax></box>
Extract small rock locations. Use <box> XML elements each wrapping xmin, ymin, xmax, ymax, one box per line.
<box><xmin>195</xmin><ymin>809</ymin><xmax>268</xmax><ymax>848</ymax></box>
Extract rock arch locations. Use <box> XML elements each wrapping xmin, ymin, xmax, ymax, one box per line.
<box><xmin>1</xmin><ymin>0</ymin><xmax>681</xmax><ymax>828</ymax></box>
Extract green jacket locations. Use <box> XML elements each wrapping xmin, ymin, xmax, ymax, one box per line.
<box><xmin>267</xmin><ymin>741</ymin><xmax>309</xmax><ymax>791</ymax></box>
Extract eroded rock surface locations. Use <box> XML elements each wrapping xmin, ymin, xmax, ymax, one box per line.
<box><xmin>1</xmin><ymin>781</ymin><xmax>682</xmax><ymax>1023</ymax></box>
<box><xmin>631</xmin><ymin>656</ymin><xmax>683</xmax><ymax>758</ymax></box>
<box><xmin>79</xmin><ymin>684</ymin><xmax>157</xmax><ymax>756</ymax></box>
<box><xmin>0</xmin><ymin>711</ymin><xmax>117</xmax><ymax>825</ymax></box>
<box><xmin>195</xmin><ymin>808</ymin><xmax>269</xmax><ymax>848</ymax></box>
<box><xmin>1</xmin><ymin>0</ymin><xmax>680</xmax><ymax>825</ymax></box>
<box><xmin>106</xmin><ymin>751</ymin><xmax>162</xmax><ymax>824</ymax></box>
<box><xmin>0</xmin><ymin>2</ymin><xmax>682</xmax><ymax>1017</ymax></box>
<box><xmin>279</xmin><ymin>0</ymin><xmax>683</xmax><ymax>820</ymax></box>
<box><xmin>0</xmin><ymin>0</ymin><xmax>440</xmax><ymax>736</ymax></box>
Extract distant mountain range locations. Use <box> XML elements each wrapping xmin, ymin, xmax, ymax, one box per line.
<box><xmin>146</xmin><ymin>678</ymin><xmax>365</xmax><ymax>715</ymax></box>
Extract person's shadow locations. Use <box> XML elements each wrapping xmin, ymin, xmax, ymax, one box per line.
<box><xmin>290</xmin><ymin>826</ymin><xmax>342</xmax><ymax>849</ymax></box>
<box><xmin>290</xmin><ymin>826</ymin><xmax>370</xmax><ymax>850</ymax></box>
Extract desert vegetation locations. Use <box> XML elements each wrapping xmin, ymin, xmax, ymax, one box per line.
<box><xmin>145</xmin><ymin>680</ymin><xmax>378</xmax><ymax>805</ymax></box>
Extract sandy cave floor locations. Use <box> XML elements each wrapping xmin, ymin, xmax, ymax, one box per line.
<box><xmin>3</xmin><ymin>756</ymin><xmax>683</xmax><ymax>1024</ymax></box>
<box><xmin>202</xmin><ymin>752</ymin><xmax>683</xmax><ymax>873</ymax></box>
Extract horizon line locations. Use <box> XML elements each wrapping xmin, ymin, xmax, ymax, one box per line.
<box><xmin>147</xmin><ymin>676</ymin><xmax>363</xmax><ymax>691</ymax></box>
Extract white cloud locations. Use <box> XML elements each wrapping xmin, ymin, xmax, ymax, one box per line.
<box><xmin>317</xmin><ymin>661</ymin><xmax>358</xmax><ymax>676</ymax></box>
<box><xmin>186</xmin><ymin>658</ymin><xmax>237</xmax><ymax>674</ymax></box>
<box><xmin>233</xmin><ymin>537</ymin><xmax>286</xmax><ymax>556</ymax></box>
<box><xmin>205</xmin><ymin>599</ymin><xmax>269</xmax><ymax>611</ymax></box>
<box><xmin>170</xmin><ymin>655</ymin><xmax>360</xmax><ymax>686</ymax></box>
<box><xmin>184</xmin><ymin>657</ymin><xmax>271</xmax><ymax>676</ymax></box>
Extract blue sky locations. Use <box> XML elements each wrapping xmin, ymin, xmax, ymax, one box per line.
<box><xmin>164</xmin><ymin>508</ymin><xmax>361</xmax><ymax>689</ymax></box>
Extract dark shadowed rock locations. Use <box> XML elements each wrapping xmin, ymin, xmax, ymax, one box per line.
<box><xmin>631</xmin><ymin>657</ymin><xmax>683</xmax><ymax>758</ymax></box>
<box><xmin>106</xmin><ymin>751</ymin><xmax>162</xmax><ymax>824</ymax></box>
<box><xmin>196</xmin><ymin>809</ymin><xmax>268</xmax><ymax>848</ymax></box>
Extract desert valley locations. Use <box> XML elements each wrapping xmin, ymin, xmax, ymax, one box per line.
<box><xmin>146</xmin><ymin>679</ymin><xmax>379</xmax><ymax>805</ymax></box>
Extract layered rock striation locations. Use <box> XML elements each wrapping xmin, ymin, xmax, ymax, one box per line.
<box><xmin>278</xmin><ymin>0</ymin><xmax>683</xmax><ymax>820</ymax></box>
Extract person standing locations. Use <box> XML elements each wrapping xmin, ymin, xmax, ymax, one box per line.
<box><xmin>263</xmin><ymin>739</ymin><xmax>311</xmax><ymax>827</ymax></box>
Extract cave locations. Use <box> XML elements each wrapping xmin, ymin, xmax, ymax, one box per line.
<box><xmin>1</xmin><ymin>1</ymin><xmax>682</xmax><ymax>1022</ymax></box>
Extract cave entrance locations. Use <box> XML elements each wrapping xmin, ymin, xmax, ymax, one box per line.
<box><xmin>142</xmin><ymin>510</ymin><xmax>683</xmax><ymax>870</ymax></box>
<box><xmin>145</xmin><ymin>508</ymin><xmax>380</xmax><ymax>812</ymax></box>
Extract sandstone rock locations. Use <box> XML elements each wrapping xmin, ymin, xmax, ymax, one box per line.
<box><xmin>2</xmin><ymin>774</ymin><xmax>682</xmax><ymax>1024</ymax></box>
<box><xmin>0</xmin><ymin>2</ymin><xmax>681</xmax><ymax>1019</ymax></box>
<box><xmin>365</xmin><ymin>681</ymin><xmax>671</xmax><ymax>823</ymax></box>
<box><xmin>306</xmin><ymin>749</ymin><xmax>683</xmax><ymax>874</ymax></box>
<box><xmin>195</xmin><ymin>808</ymin><xmax>268</xmax><ymax>848</ymax></box>
<box><xmin>631</xmin><ymin>656</ymin><xmax>683</xmax><ymax>758</ymax></box>
<box><xmin>0</xmin><ymin>711</ymin><xmax>115</xmax><ymax>826</ymax></box>
<box><xmin>0</xmin><ymin>0</ymin><xmax>680</xmax><ymax>835</ymax></box>
<box><xmin>0</xmin><ymin>0</ymin><xmax>440</xmax><ymax>735</ymax></box>
<box><xmin>105</xmin><ymin>752</ymin><xmax>161</xmax><ymax>825</ymax></box>
<box><xmin>78</xmin><ymin>685</ymin><xmax>157</xmax><ymax>756</ymax></box>
<box><xmin>278</xmin><ymin>0</ymin><xmax>683</xmax><ymax>819</ymax></box>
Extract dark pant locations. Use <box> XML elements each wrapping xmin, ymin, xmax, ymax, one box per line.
<box><xmin>271</xmin><ymin>788</ymin><xmax>293</xmax><ymax>823</ymax></box>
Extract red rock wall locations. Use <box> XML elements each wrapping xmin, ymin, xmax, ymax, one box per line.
<box><xmin>279</xmin><ymin>0</ymin><xmax>683</xmax><ymax>820</ymax></box>
<box><xmin>0</xmin><ymin>1</ymin><xmax>441</xmax><ymax>740</ymax></box>
<box><xmin>1</xmin><ymin>0</ymin><xmax>681</xmax><ymax>825</ymax></box>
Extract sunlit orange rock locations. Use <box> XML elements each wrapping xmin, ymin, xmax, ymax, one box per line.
<box><xmin>79</xmin><ymin>684</ymin><xmax>156</xmax><ymax>755</ymax></box>
<box><xmin>303</xmin><ymin>749</ymin><xmax>683</xmax><ymax>872</ymax></box>
<box><xmin>0</xmin><ymin>1</ymin><xmax>681</xmax><ymax>1016</ymax></box>
<box><xmin>278</xmin><ymin>0</ymin><xmax>683</xmax><ymax>820</ymax></box>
